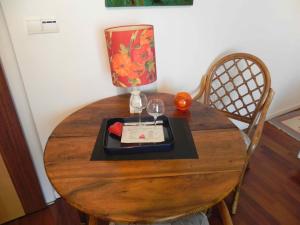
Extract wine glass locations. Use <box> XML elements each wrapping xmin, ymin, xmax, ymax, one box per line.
<box><xmin>146</xmin><ymin>99</ymin><xmax>165</xmax><ymax>126</ymax></box>
<box><xmin>130</xmin><ymin>92</ymin><xmax>148</xmax><ymax>126</ymax></box>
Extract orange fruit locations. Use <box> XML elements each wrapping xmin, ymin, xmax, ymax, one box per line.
<box><xmin>174</xmin><ymin>92</ymin><xmax>192</xmax><ymax>111</ymax></box>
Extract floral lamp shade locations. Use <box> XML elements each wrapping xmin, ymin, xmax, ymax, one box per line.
<box><xmin>105</xmin><ymin>25</ymin><xmax>157</xmax><ymax>87</ymax></box>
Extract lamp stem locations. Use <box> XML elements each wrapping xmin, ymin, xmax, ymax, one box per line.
<box><xmin>139</xmin><ymin>112</ymin><xmax>142</xmax><ymax>126</ymax></box>
<box><xmin>129</xmin><ymin>87</ymin><xmax>140</xmax><ymax>114</ymax></box>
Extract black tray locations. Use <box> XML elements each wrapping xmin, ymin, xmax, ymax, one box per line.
<box><xmin>103</xmin><ymin>116</ymin><xmax>174</xmax><ymax>154</ymax></box>
<box><xmin>90</xmin><ymin>117</ymin><xmax>198</xmax><ymax>161</ymax></box>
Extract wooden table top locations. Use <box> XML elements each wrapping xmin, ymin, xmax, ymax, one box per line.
<box><xmin>44</xmin><ymin>93</ymin><xmax>247</xmax><ymax>224</ymax></box>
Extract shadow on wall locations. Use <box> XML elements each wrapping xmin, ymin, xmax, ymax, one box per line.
<box><xmin>97</xmin><ymin>26</ymin><xmax>113</xmax><ymax>82</ymax></box>
<box><xmin>158</xmin><ymin>79</ymin><xmax>177</xmax><ymax>94</ymax></box>
<box><xmin>115</xmin><ymin>82</ymin><xmax>158</xmax><ymax>95</ymax></box>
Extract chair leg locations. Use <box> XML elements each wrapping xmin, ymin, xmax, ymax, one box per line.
<box><xmin>231</xmin><ymin>160</ymin><xmax>249</xmax><ymax>214</ymax></box>
<box><xmin>231</xmin><ymin>186</ymin><xmax>240</xmax><ymax>215</ymax></box>
<box><xmin>217</xmin><ymin>200</ymin><xmax>233</xmax><ymax>225</ymax></box>
<box><xmin>98</xmin><ymin>220</ymin><xmax>110</xmax><ymax>225</ymax></box>
<box><xmin>88</xmin><ymin>216</ymin><xmax>97</xmax><ymax>225</ymax></box>
<box><xmin>232</xmin><ymin>166</ymin><xmax>248</xmax><ymax>214</ymax></box>
<box><xmin>246</xmin><ymin>161</ymin><xmax>250</xmax><ymax>170</ymax></box>
<box><xmin>88</xmin><ymin>216</ymin><xmax>109</xmax><ymax>225</ymax></box>
<box><xmin>205</xmin><ymin>207</ymin><xmax>213</xmax><ymax>218</ymax></box>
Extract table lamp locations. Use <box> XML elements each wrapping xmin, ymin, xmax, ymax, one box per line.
<box><xmin>105</xmin><ymin>24</ymin><xmax>157</xmax><ymax>113</ymax></box>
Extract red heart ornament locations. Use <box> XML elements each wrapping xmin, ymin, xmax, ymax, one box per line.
<box><xmin>108</xmin><ymin>122</ymin><xmax>123</xmax><ymax>137</ymax></box>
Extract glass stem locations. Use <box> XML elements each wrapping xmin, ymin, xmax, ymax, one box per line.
<box><xmin>154</xmin><ymin>116</ymin><xmax>157</xmax><ymax>126</ymax></box>
<box><xmin>139</xmin><ymin>112</ymin><xmax>141</xmax><ymax>126</ymax></box>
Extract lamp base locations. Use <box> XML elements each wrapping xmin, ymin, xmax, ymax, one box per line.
<box><xmin>129</xmin><ymin>90</ymin><xmax>142</xmax><ymax>114</ymax></box>
<box><xmin>130</xmin><ymin>105</ymin><xmax>139</xmax><ymax>114</ymax></box>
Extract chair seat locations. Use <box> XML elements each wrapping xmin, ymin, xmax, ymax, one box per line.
<box><xmin>171</xmin><ymin>212</ymin><xmax>209</xmax><ymax>225</ymax></box>
<box><xmin>114</xmin><ymin>212</ymin><xmax>209</xmax><ymax>225</ymax></box>
<box><xmin>228</xmin><ymin>118</ymin><xmax>251</xmax><ymax>149</ymax></box>
<box><xmin>240</xmin><ymin>130</ymin><xmax>251</xmax><ymax>149</ymax></box>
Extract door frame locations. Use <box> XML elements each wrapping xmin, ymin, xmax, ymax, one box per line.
<box><xmin>0</xmin><ymin>61</ymin><xmax>46</xmax><ymax>213</ymax></box>
<box><xmin>0</xmin><ymin>3</ymin><xmax>57</xmax><ymax>204</ymax></box>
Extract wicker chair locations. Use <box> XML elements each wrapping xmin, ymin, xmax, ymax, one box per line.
<box><xmin>194</xmin><ymin>52</ymin><xmax>274</xmax><ymax>214</ymax></box>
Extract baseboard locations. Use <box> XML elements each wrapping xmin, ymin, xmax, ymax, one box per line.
<box><xmin>268</xmin><ymin>103</ymin><xmax>300</xmax><ymax>120</ymax></box>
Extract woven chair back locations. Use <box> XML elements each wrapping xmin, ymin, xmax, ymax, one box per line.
<box><xmin>204</xmin><ymin>53</ymin><xmax>271</xmax><ymax>123</ymax></box>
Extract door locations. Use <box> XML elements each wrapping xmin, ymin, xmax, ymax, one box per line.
<box><xmin>0</xmin><ymin>153</ymin><xmax>25</xmax><ymax>224</ymax></box>
<box><xmin>0</xmin><ymin>61</ymin><xmax>46</xmax><ymax>223</ymax></box>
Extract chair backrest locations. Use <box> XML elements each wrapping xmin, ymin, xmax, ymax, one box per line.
<box><xmin>203</xmin><ymin>53</ymin><xmax>271</xmax><ymax>124</ymax></box>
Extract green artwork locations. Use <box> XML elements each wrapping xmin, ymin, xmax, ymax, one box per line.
<box><xmin>106</xmin><ymin>0</ymin><xmax>193</xmax><ymax>7</ymax></box>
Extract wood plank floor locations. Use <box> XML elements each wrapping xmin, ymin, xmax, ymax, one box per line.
<box><xmin>210</xmin><ymin>123</ymin><xmax>300</xmax><ymax>225</ymax></box>
<box><xmin>3</xmin><ymin>198</ymin><xmax>80</xmax><ymax>225</ymax></box>
<box><xmin>4</xmin><ymin>123</ymin><xmax>300</xmax><ymax>225</ymax></box>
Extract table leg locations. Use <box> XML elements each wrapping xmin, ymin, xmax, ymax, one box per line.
<box><xmin>217</xmin><ymin>200</ymin><xmax>233</xmax><ymax>225</ymax></box>
<box><xmin>88</xmin><ymin>216</ymin><xmax>109</xmax><ymax>225</ymax></box>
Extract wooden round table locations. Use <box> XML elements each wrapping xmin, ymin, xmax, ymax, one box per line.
<box><xmin>44</xmin><ymin>93</ymin><xmax>246</xmax><ymax>225</ymax></box>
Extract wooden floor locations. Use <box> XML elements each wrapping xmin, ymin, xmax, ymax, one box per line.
<box><xmin>210</xmin><ymin>123</ymin><xmax>300</xmax><ymax>225</ymax></box>
<box><xmin>3</xmin><ymin>198</ymin><xmax>80</xmax><ymax>225</ymax></box>
<box><xmin>4</xmin><ymin>123</ymin><xmax>300</xmax><ymax>225</ymax></box>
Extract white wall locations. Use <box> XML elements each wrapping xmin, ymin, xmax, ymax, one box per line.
<box><xmin>1</xmin><ymin>0</ymin><xmax>300</xmax><ymax>202</ymax></box>
<box><xmin>0</xmin><ymin>5</ymin><xmax>56</xmax><ymax>203</ymax></box>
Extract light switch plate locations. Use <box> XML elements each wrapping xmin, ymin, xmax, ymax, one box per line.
<box><xmin>26</xmin><ymin>19</ymin><xmax>42</xmax><ymax>34</ymax></box>
<box><xmin>26</xmin><ymin>18</ymin><xmax>59</xmax><ymax>34</ymax></box>
<box><xmin>41</xmin><ymin>19</ymin><xmax>59</xmax><ymax>33</ymax></box>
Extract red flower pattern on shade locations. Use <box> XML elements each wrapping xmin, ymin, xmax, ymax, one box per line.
<box><xmin>105</xmin><ymin>26</ymin><xmax>157</xmax><ymax>87</ymax></box>
<box><xmin>111</xmin><ymin>53</ymin><xmax>132</xmax><ymax>77</ymax></box>
<box><xmin>131</xmin><ymin>44</ymin><xmax>154</xmax><ymax>65</ymax></box>
<box><xmin>140</xmin><ymin>29</ymin><xmax>154</xmax><ymax>46</ymax></box>
<box><xmin>130</xmin><ymin>62</ymin><xmax>145</xmax><ymax>78</ymax></box>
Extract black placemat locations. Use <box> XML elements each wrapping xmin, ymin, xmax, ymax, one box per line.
<box><xmin>90</xmin><ymin>118</ymin><xmax>198</xmax><ymax>161</ymax></box>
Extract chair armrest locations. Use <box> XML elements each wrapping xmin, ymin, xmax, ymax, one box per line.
<box><xmin>246</xmin><ymin>89</ymin><xmax>274</xmax><ymax>157</ymax></box>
